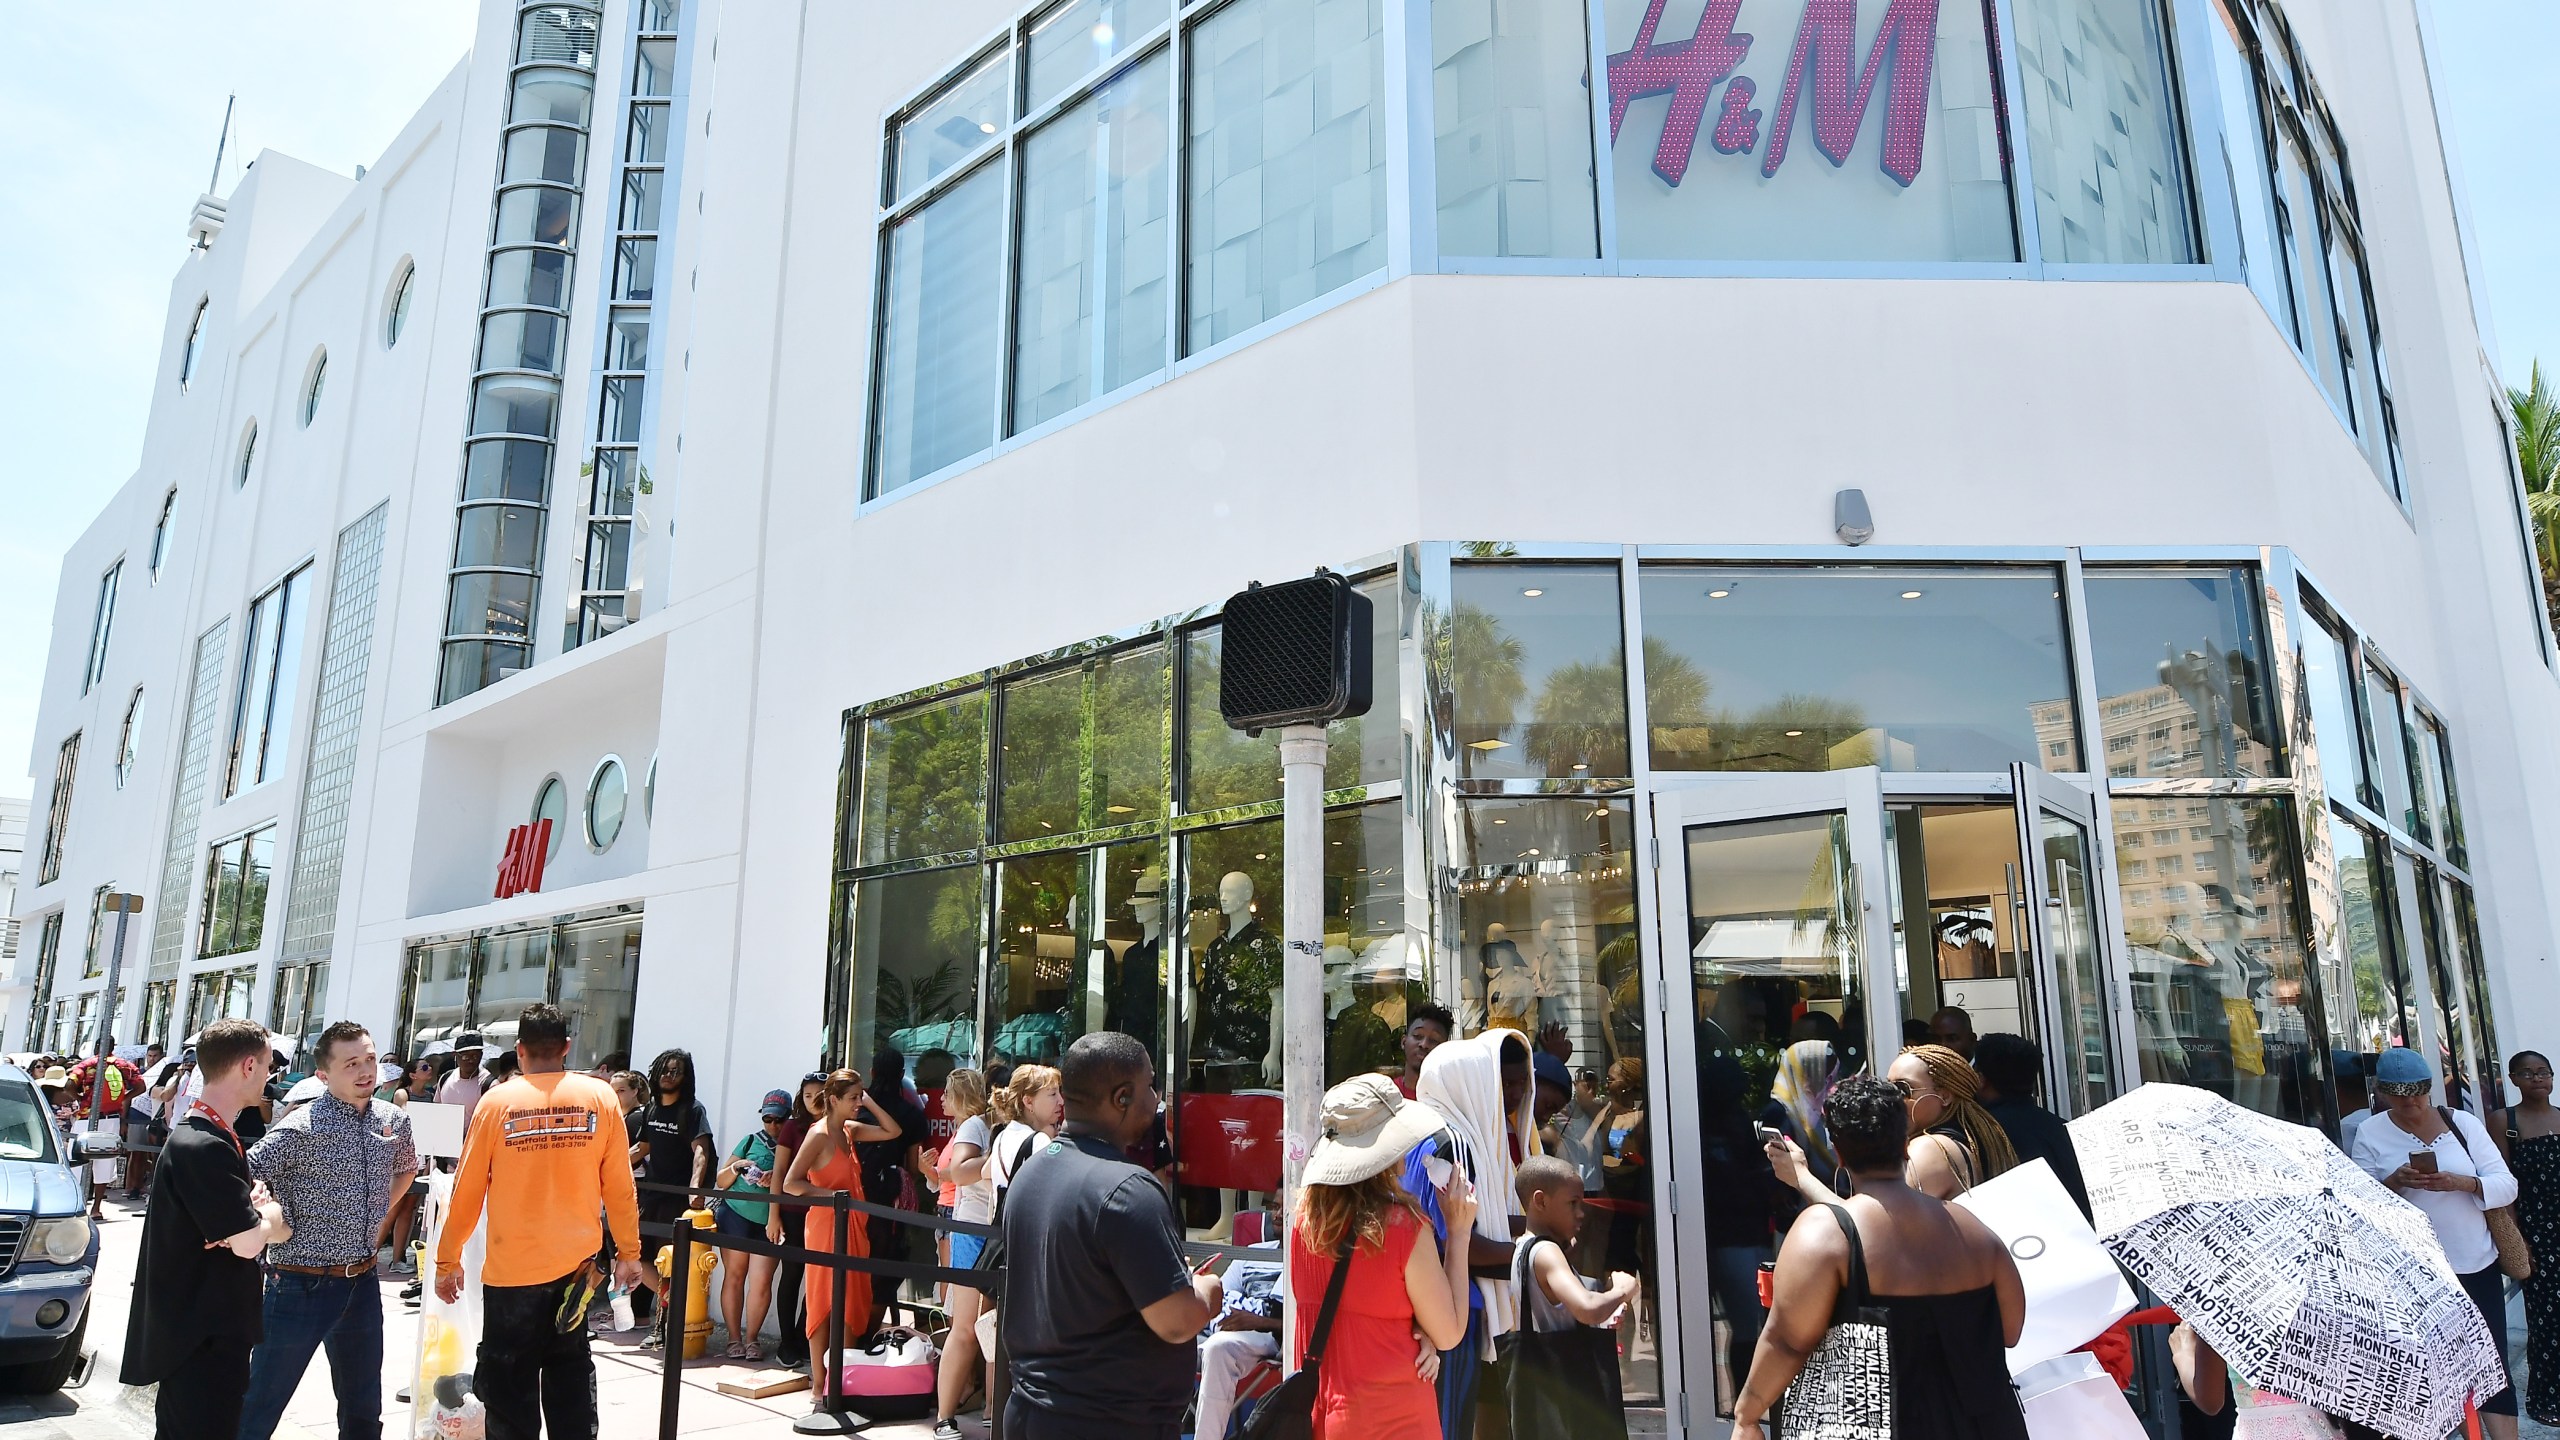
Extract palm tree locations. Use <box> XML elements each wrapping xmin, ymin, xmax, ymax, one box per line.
<box><xmin>2507</xmin><ymin>361</ymin><xmax>2560</xmax><ymax>632</ymax></box>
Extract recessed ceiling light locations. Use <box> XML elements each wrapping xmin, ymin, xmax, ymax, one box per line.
<box><xmin>1492</xmin><ymin>818</ymin><xmax>1507</xmax><ymax>825</ymax></box>
<box><xmin>1254</xmin><ymin>853</ymin><xmax>1267</xmax><ymax>860</ymax></box>
<box><xmin>1707</xmin><ymin>589</ymin><xmax>1730</xmax><ymax>599</ymax></box>
<box><xmin>1092</xmin><ymin>21</ymin><xmax>1114</xmax><ymax>41</ymax></box>
<box><xmin>978</xmin><ymin>121</ymin><xmax>998</xmax><ymax>133</ymax></box>
<box><xmin>1466</xmin><ymin>738</ymin><xmax>1509</xmax><ymax>751</ymax></box>
<box><xmin>1106</xmin><ymin>804</ymin><xmax>1135</xmax><ymax>814</ymax></box>
<box><xmin>1785</xmin><ymin>730</ymin><xmax>1804</xmax><ymax>737</ymax></box>
<box><xmin>1571</xmin><ymin>762</ymin><xmax>1588</xmax><ymax>771</ymax></box>
<box><xmin>1526</xmin><ymin>848</ymin><xmax>1541</xmax><ymax>856</ymax></box>
<box><xmin>1521</xmin><ymin>588</ymin><xmax>1544</xmax><ymax>598</ymax></box>
<box><xmin>1900</xmin><ymin>590</ymin><xmax>1924</xmax><ymax>600</ymax></box>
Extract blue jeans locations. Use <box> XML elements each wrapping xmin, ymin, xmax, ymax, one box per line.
<box><xmin>236</xmin><ymin>1269</ymin><xmax>384</xmax><ymax>1440</ymax></box>
<box><xmin>1709</xmin><ymin>1242</ymin><xmax>1775</xmax><ymax>1394</ymax></box>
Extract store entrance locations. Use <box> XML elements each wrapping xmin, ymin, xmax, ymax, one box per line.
<box><xmin>1643</xmin><ymin>766</ymin><xmax>2122</xmax><ymax>1430</ymax></box>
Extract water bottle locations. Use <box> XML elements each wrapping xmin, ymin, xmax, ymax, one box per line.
<box><xmin>608</xmin><ymin>1280</ymin><xmax>635</xmax><ymax>1333</ymax></box>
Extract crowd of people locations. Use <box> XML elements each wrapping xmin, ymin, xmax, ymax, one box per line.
<box><xmin>44</xmin><ymin>994</ymin><xmax>2557</xmax><ymax>1440</ymax></box>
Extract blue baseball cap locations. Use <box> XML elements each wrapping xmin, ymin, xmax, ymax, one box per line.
<box><xmin>759</xmin><ymin>1089</ymin><xmax>793</xmax><ymax>1120</ymax></box>
<box><xmin>2330</xmin><ymin>1050</ymin><xmax>2365</xmax><ymax>1080</ymax></box>
<box><xmin>2374</xmin><ymin>1047</ymin><xmax>2432</xmax><ymax>1087</ymax></box>
<box><xmin>1533</xmin><ymin>1052</ymin><xmax>1573</xmax><ymax>1094</ymax></box>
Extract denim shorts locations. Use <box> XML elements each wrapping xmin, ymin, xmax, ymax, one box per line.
<box><xmin>949</xmin><ymin>1232</ymin><xmax>986</xmax><ymax>1270</ymax></box>
<box><xmin>716</xmin><ymin>1203</ymin><xmax>766</xmax><ymax>1239</ymax></box>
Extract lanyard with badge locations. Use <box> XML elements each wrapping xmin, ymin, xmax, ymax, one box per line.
<box><xmin>189</xmin><ymin>1098</ymin><xmax>245</xmax><ymax>1158</ymax></box>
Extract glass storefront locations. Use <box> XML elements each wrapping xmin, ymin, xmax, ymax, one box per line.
<box><xmin>833</xmin><ymin>543</ymin><xmax>2501</xmax><ymax>1433</ymax></box>
<box><xmin>398</xmin><ymin>906</ymin><xmax>643</xmax><ymax>1069</ymax></box>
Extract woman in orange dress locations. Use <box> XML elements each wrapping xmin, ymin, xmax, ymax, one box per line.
<box><xmin>1290</xmin><ymin>1075</ymin><xmax>1480</xmax><ymax>1440</ymax></box>
<box><xmin>783</xmin><ymin>1068</ymin><xmax>905</xmax><ymax>1405</ymax></box>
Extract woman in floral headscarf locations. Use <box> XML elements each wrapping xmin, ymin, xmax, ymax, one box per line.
<box><xmin>1763</xmin><ymin>1040</ymin><xmax>1841</xmax><ymax>1203</ymax></box>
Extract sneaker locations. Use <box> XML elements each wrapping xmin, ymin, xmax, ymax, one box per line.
<box><xmin>399</xmin><ymin>1281</ymin><xmax>423</xmax><ymax>1301</ymax></box>
<box><xmin>933</xmin><ymin>1422</ymin><xmax>963</xmax><ymax>1440</ymax></box>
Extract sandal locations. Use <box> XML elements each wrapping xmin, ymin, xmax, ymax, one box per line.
<box><xmin>724</xmin><ymin>1341</ymin><xmax>753</xmax><ymax>1361</ymax></box>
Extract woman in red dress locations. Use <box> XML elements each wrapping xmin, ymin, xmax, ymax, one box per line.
<box><xmin>783</xmin><ymin>1068</ymin><xmax>904</xmax><ymax>1407</ymax></box>
<box><xmin>1290</xmin><ymin>1076</ymin><xmax>1481</xmax><ymax>1440</ymax></box>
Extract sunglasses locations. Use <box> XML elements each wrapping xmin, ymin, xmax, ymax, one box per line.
<box><xmin>1889</xmin><ymin>1079</ymin><xmax>1936</xmax><ymax>1100</ymax></box>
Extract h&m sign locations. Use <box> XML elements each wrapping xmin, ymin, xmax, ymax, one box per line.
<box><xmin>1610</xmin><ymin>0</ymin><xmax>1948</xmax><ymax>187</ymax></box>
<box><xmin>494</xmin><ymin>819</ymin><xmax>553</xmax><ymax>900</ymax></box>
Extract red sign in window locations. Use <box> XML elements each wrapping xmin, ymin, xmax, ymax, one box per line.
<box><xmin>1176</xmin><ymin>1092</ymin><xmax>1285</xmax><ymax>1195</ymax></box>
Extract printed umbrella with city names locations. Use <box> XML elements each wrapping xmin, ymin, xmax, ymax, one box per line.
<box><xmin>2066</xmin><ymin>1083</ymin><xmax>2504</xmax><ymax>1440</ymax></box>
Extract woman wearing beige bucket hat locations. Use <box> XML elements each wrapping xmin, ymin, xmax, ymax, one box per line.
<box><xmin>1282</xmin><ymin>1075</ymin><xmax>1480</xmax><ymax>1439</ymax></box>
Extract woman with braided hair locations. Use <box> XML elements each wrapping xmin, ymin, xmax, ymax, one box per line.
<box><xmin>1766</xmin><ymin>1043</ymin><xmax>2018</xmax><ymax>1203</ymax></box>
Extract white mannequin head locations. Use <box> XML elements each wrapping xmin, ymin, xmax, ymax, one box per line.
<box><xmin>1219</xmin><ymin>871</ymin><xmax>1254</xmax><ymax>936</ymax></box>
<box><xmin>1538</xmin><ymin>918</ymin><xmax>1558</xmax><ymax>944</ymax></box>
<box><xmin>1485</xmin><ymin>922</ymin><xmax>1509</xmax><ymax>946</ymax></box>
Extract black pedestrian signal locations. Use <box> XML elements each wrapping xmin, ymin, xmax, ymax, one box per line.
<box><xmin>1217</xmin><ymin>570</ymin><xmax>1373</xmax><ymax>734</ymax></box>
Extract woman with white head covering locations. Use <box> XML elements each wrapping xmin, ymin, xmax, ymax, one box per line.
<box><xmin>1409</xmin><ymin>1028</ymin><xmax>1540</xmax><ymax>1440</ymax></box>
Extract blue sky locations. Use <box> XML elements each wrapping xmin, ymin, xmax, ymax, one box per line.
<box><xmin>1</xmin><ymin>3</ymin><xmax>2556</xmax><ymax>802</ymax></box>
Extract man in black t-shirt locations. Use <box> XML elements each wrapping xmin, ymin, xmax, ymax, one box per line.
<box><xmin>1001</xmin><ymin>1032</ymin><xmax>1221</xmax><ymax>1440</ymax></box>
<box><xmin>630</xmin><ymin>1048</ymin><xmax>712</xmax><ymax>1330</ymax></box>
<box><xmin>125</xmin><ymin>1019</ymin><xmax>291</xmax><ymax>1440</ymax></box>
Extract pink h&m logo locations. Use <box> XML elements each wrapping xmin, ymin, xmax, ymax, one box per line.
<box><xmin>1608</xmin><ymin>0</ymin><xmax>1941</xmax><ymax>188</ymax></box>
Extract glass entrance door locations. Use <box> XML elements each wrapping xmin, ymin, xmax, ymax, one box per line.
<box><xmin>1646</xmin><ymin>767</ymin><xmax>2124</xmax><ymax>1430</ymax></box>
<box><xmin>1648</xmin><ymin>770</ymin><xmax>1894</xmax><ymax>1429</ymax></box>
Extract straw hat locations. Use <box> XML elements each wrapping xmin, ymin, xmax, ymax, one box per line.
<box><xmin>1303</xmin><ymin>1075</ymin><xmax>1445</xmax><ymax>1187</ymax></box>
<box><xmin>34</xmin><ymin>1066</ymin><xmax>70</xmax><ymax>1091</ymax></box>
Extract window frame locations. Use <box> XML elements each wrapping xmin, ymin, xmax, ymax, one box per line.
<box><xmin>116</xmin><ymin>686</ymin><xmax>145</xmax><ymax>790</ymax></box>
<box><xmin>198</xmin><ymin>824</ymin><xmax>279</xmax><ymax>959</ymax></box>
<box><xmin>82</xmin><ymin>559</ymin><xmax>121</xmax><ymax>695</ymax></box>
<box><xmin>224</xmin><ymin>563</ymin><xmax>314</xmax><ymax>799</ymax></box>
<box><xmin>384</xmin><ymin>258</ymin><xmax>418</xmax><ymax>348</ymax></box>
<box><xmin>300</xmin><ymin>347</ymin><xmax>330</xmax><ymax>427</ymax></box>
<box><xmin>179</xmin><ymin>299</ymin><xmax>209</xmax><ymax>391</ymax></box>
<box><xmin>150</xmin><ymin>488</ymin><xmax>177</xmax><ymax>583</ymax></box>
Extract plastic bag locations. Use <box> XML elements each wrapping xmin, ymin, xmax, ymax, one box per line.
<box><xmin>1952</xmin><ymin>1159</ymin><xmax>2137</xmax><ymax>1374</ymax></box>
<box><xmin>2017</xmin><ymin>1351</ymin><xmax>2147</xmax><ymax>1440</ymax></box>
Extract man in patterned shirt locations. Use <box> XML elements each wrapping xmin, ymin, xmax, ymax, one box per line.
<box><xmin>239</xmin><ymin>1021</ymin><xmax>419</xmax><ymax>1440</ymax></box>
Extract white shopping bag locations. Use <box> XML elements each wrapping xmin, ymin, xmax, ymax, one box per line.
<box><xmin>2230</xmin><ymin>1391</ymin><xmax>2341</xmax><ymax>1440</ymax></box>
<box><xmin>2017</xmin><ymin>1351</ymin><xmax>2147</xmax><ymax>1440</ymax></box>
<box><xmin>1952</xmin><ymin>1159</ymin><xmax>2136</xmax><ymax>1374</ymax></box>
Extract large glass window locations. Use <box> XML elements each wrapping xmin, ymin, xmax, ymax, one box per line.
<box><xmin>850</xmin><ymin>867</ymin><xmax>985</xmax><ymax>1074</ymax></box>
<box><xmin>199</xmin><ymin>827</ymin><xmax>276</xmax><ymax>959</ymax></box>
<box><xmin>2427</xmin><ymin>717</ymin><xmax>2466</xmax><ymax>867</ymax></box>
<box><xmin>84</xmin><ymin>561</ymin><xmax>121</xmax><ymax>694</ymax></box>
<box><xmin>2011</xmin><ymin>0</ymin><xmax>2195</xmax><ymax>264</ymax></box>
<box><xmin>2205</xmin><ymin>0</ymin><xmax>2292</xmax><ymax>334</ymax></box>
<box><xmin>2360</xmin><ymin>658</ymin><xmax>2423</xmax><ymax>840</ymax></box>
<box><xmin>894</xmin><ymin>47</ymin><xmax>1010</xmax><ymax>201</ymax></box>
<box><xmin>857</xmin><ymin>689</ymin><xmax>990</xmax><ymax>865</ymax></box>
<box><xmin>227</xmin><ymin>566</ymin><xmax>311</xmax><ymax>797</ymax></box>
<box><xmin>557</xmin><ymin>915</ymin><xmax>643</xmax><ymax>1072</ymax></box>
<box><xmin>1184</xmin><ymin>571</ymin><xmax>1400</xmax><ymax>810</ymax></box>
<box><xmin>1184</xmin><ymin>0</ymin><xmax>1388</xmax><ymax>351</ymax></box>
<box><xmin>996</xmin><ymin>643</ymin><xmax>1168</xmax><ymax>843</ymax></box>
<box><xmin>2114</xmin><ymin>795</ymin><xmax>2319</xmax><ymax>1126</ymax></box>
<box><xmin>1458</xmin><ymin>797</ymin><xmax>1657</xmax><ymax>1402</ymax></box>
<box><xmin>873</xmin><ymin>164</ymin><xmax>1006</xmax><ymax>494</ymax></box>
<box><xmin>1029</xmin><ymin>0</ymin><xmax>1171</xmax><ymax>106</ymax></box>
<box><xmin>2081</xmin><ymin>566</ymin><xmax>2281</xmax><ymax>780</ymax></box>
<box><xmin>151</xmin><ymin>489</ymin><xmax>177</xmax><ymax>582</ymax></box>
<box><xmin>2328</xmin><ymin>814</ymin><xmax>2409</xmax><ymax>1057</ymax></box>
<box><xmin>1431</xmin><ymin>0</ymin><xmax>1600</xmax><ymax>259</ymax></box>
<box><xmin>20</xmin><ymin>916</ymin><xmax>62</xmax><ymax>1050</ymax></box>
<box><xmin>403</xmin><ymin>940</ymin><xmax>476</xmax><ymax>1053</ymax></box>
<box><xmin>2296</xmin><ymin>608</ymin><xmax>2365</xmax><ymax>804</ymax></box>
<box><xmin>1640</xmin><ymin>565</ymin><xmax>2078</xmax><ymax>773</ymax></box>
<box><xmin>37</xmin><ymin>732</ymin><xmax>78</xmax><ymax>886</ymax></box>
<box><xmin>1012</xmin><ymin>52</ymin><xmax>1173</xmax><ymax>430</ymax></box>
<box><xmin>1449</xmin><ymin>563</ymin><xmax>1628</xmax><ymax>780</ymax></box>
<box><xmin>476</xmin><ymin>928</ymin><xmax>555</xmax><ymax>1033</ymax></box>
<box><xmin>1604</xmin><ymin>0</ymin><xmax>2015</xmax><ymax>263</ymax></box>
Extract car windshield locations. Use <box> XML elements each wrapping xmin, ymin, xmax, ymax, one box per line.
<box><xmin>0</xmin><ymin>1079</ymin><xmax>61</xmax><ymax>1163</ymax></box>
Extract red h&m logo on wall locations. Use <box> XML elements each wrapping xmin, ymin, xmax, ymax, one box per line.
<box><xmin>1609</xmin><ymin>0</ymin><xmax>1941</xmax><ymax>187</ymax></box>
<box><xmin>495</xmin><ymin>819</ymin><xmax>552</xmax><ymax>900</ymax></box>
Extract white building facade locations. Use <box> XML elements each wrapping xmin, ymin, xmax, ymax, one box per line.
<box><xmin>14</xmin><ymin>0</ymin><xmax>2560</xmax><ymax>1430</ymax></box>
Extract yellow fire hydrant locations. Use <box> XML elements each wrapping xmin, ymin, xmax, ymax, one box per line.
<box><xmin>654</xmin><ymin>1206</ymin><xmax>720</xmax><ymax>1359</ymax></box>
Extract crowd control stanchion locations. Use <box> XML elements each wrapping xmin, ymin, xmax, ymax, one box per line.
<box><xmin>656</xmin><ymin>1216</ymin><xmax>691</xmax><ymax>1440</ymax></box>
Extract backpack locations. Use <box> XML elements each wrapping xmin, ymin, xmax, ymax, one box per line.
<box><xmin>968</xmin><ymin>1131</ymin><xmax>1042</xmax><ymax>1304</ymax></box>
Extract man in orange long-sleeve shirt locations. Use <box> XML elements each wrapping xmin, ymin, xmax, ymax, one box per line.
<box><xmin>435</xmin><ymin>1002</ymin><xmax>652</xmax><ymax>1438</ymax></box>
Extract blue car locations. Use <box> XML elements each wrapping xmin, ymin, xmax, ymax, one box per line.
<box><xmin>0</xmin><ymin>1065</ymin><xmax>102</xmax><ymax>1393</ymax></box>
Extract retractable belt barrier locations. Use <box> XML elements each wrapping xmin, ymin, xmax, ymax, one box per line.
<box><xmin>632</xmin><ymin>1178</ymin><xmax>1270</xmax><ymax>1439</ymax></box>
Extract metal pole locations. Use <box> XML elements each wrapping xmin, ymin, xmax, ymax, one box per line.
<box><xmin>1278</xmin><ymin>722</ymin><xmax>1327</xmax><ymax>1371</ymax></box>
<box><xmin>658</xmin><ymin>1215</ymin><xmax>690</xmax><ymax>1440</ymax></box>
<box><xmin>89</xmin><ymin>895</ymin><xmax>139</xmax><ymax>1118</ymax></box>
<box><xmin>828</xmin><ymin>1193</ymin><xmax>848</xmax><ymax>1411</ymax></box>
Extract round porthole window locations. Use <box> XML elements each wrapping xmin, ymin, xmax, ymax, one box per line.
<box><xmin>532</xmin><ymin>774</ymin><xmax>567</xmax><ymax>860</ymax></box>
<box><xmin>644</xmin><ymin>752</ymin><xmax>657</xmax><ymax>823</ymax></box>
<box><xmin>586</xmin><ymin>755</ymin><xmax>628</xmax><ymax>852</ymax></box>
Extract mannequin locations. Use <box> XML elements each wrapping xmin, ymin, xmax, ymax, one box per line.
<box><xmin>1199</xmin><ymin>871</ymin><xmax>1281</xmax><ymax>1083</ymax></box>
<box><xmin>1483</xmin><ymin>922</ymin><xmax>1538</xmax><ymax>1035</ymax></box>
<box><xmin>1523</xmin><ymin>917</ymin><xmax>1569</xmax><ymax>1028</ymax></box>
<box><xmin>1111</xmin><ymin>869</ymin><xmax>1166</xmax><ymax>1057</ymax></box>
